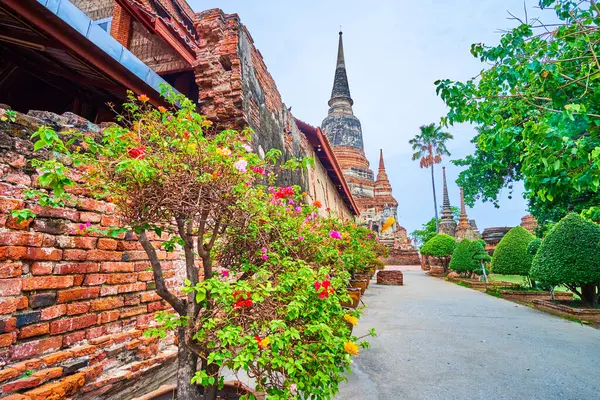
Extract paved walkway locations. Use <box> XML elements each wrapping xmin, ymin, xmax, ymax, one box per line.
<box><xmin>336</xmin><ymin>267</ymin><xmax>600</xmax><ymax>400</ymax></box>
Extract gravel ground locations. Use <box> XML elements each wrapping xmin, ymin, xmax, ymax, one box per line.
<box><xmin>336</xmin><ymin>266</ymin><xmax>600</xmax><ymax>400</ymax></box>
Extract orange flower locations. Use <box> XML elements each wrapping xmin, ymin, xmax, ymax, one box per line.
<box><xmin>202</xmin><ymin>120</ymin><xmax>213</xmax><ymax>127</ymax></box>
<box><xmin>313</xmin><ymin>200</ymin><xmax>323</xmax><ymax>208</ymax></box>
<box><xmin>137</xmin><ymin>94</ymin><xmax>149</xmax><ymax>102</ymax></box>
<box><xmin>158</xmin><ymin>106</ymin><xmax>167</xmax><ymax>113</ymax></box>
<box><xmin>344</xmin><ymin>342</ymin><xmax>359</xmax><ymax>356</ymax></box>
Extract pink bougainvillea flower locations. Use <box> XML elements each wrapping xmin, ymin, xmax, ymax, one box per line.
<box><xmin>294</xmin><ymin>206</ymin><xmax>302</xmax><ymax>213</ymax></box>
<box><xmin>128</xmin><ymin>145</ymin><xmax>146</xmax><ymax>159</ymax></box>
<box><xmin>290</xmin><ymin>384</ymin><xmax>297</xmax><ymax>394</ymax></box>
<box><xmin>261</xmin><ymin>254</ymin><xmax>268</xmax><ymax>261</ymax></box>
<box><xmin>288</xmin><ymin>199</ymin><xmax>295</xmax><ymax>205</ymax></box>
<box><xmin>85</xmin><ymin>221</ymin><xmax>91</xmax><ymax>227</ymax></box>
<box><xmin>79</xmin><ymin>224</ymin><xmax>85</xmax><ymax>231</ymax></box>
<box><xmin>234</xmin><ymin>159</ymin><xmax>248</xmax><ymax>173</ymax></box>
<box><xmin>298</xmin><ymin>236</ymin><xmax>304</xmax><ymax>241</ymax></box>
<box><xmin>261</xmin><ymin>247</ymin><xmax>267</xmax><ymax>253</ymax></box>
<box><xmin>243</xmin><ymin>143</ymin><xmax>253</xmax><ymax>152</ymax></box>
<box><xmin>167</xmin><ymin>115</ymin><xmax>173</xmax><ymax>122</ymax></box>
<box><xmin>252</xmin><ymin>166</ymin><xmax>265</xmax><ymax>176</ymax></box>
<box><xmin>329</xmin><ymin>230</ymin><xmax>342</xmax><ymax>239</ymax></box>
<box><xmin>221</xmin><ymin>269</ymin><xmax>229</xmax><ymax>277</ymax></box>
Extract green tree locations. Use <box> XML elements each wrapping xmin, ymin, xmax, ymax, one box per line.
<box><xmin>420</xmin><ymin>234</ymin><xmax>456</xmax><ymax>273</ymax></box>
<box><xmin>531</xmin><ymin>213</ymin><xmax>600</xmax><ymax>306</ymax></box>
<box><xmin>409</xmin><ymin>124</ymin><xmax>453</xmax><ymax>233</ymax></box>
<box><xmin>491</xmin><ymin>226</ymin><xmax>536</xmax><ymax>285</ymax></box>
<box><xmin>449</xmin><ymin>239</ymin><xmax>477</xmax><ymax>274</ymax></box>
<box><xmin>436</xmin><ymin>0</ymin><xmax>600</xmax><ymax>224</ymax></box>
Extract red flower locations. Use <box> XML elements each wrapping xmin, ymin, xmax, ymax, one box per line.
<box><xmin>314</xmin><ymin>279</ymin><xmax>334</xmax><ymax>299</ymax></box>
<box><xmin>313</xmin><ymin>200</ymin><xmax>323</xmax><ymax>208</ymax></box>
<box><xmin>244</xmin><ymin>299</ymin><xmax>253</xmax><ymax>307</ymax></box>
<box><xmin>184</xmin><ymin>131</ymin><xmax>190</xmax><ymax>139</ymax></box>
<box><xmin>233</xmin><ymin>291</ymin><xmax>253</xmax><ymax>309</ymax></box>
<box><xmin>128</xmin><ymin>145</ymin><xmax>146</xmax><ymax>159</ymax></box>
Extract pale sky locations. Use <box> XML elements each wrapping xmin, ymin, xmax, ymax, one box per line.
<box><xmin>188</xmin><ymin>0</ymin><xmax>550</xmax><ymax>234</ymax></box>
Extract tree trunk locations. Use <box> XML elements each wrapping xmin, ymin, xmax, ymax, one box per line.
<box><xmin>176</xmin><ymin>328</ymin><xmax>202</xmax><ymax>400</ymax></box>
<box><xmin>430</xmin><ymin>163</ymin><xmax>439</xmax><ymax>233</ymax></box>
<box><xmin>580</xmin><ymin>284</ymin><xmax>598</xmax><ymax>307</ymax></box>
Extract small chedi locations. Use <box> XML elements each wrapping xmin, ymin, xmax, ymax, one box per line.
<box><xmin>320</xmin><ymin>32</ymin><xmax>419</xmax><ymax>264</ymax></box>
<box><xmin>438</xmin><ymin>167</ymin><xmax>480</xmax><ymax>240</ymax></box>
<box><xmin>481</xmin><ymin>215</ymin><xmax>538</xmax><ymax>254</ymax></box>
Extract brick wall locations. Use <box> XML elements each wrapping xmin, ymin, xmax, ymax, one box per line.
<box><xmin>0</xmin><ymin>108</ymin><xmax>184</xmax><ymax>399</ymax></box>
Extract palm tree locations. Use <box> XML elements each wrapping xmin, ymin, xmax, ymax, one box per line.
<box><xmin>409</xmin><ymin>123</ymin><xmax>453</xmax><ymax>233</ymax></box>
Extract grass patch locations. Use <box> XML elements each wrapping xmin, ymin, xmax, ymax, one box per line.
<box><xmin>489</xmin><ymin>274</ymin><xmax>573</xmax><ymax>294</ymax></box>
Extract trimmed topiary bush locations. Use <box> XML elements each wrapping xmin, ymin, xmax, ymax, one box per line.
<box><xmin>491</xmin><ymin>226</ymin><xmax>535</xmax><ymax>277</ymax></box>
<box><xmin>421</xmin><ymin>234</ymin><xmax>456</xmax><ymax>273</ymax></box>
<box><xmin>527</xmin><ymin>238</ymin><xmax>542</xmax><ymax>256</ymax></box>
<box><xmin>531</xmin><ymin>213</ymin><xmax>600</xmax><ymax>306</ymax></box>
<box><xmin>449</xmin><ymin>239</ymin><xmax>477</xmax><ymax>274</ymax></box>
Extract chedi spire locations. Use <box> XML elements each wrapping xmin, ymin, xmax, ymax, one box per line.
<box><xmin>375</xmin><ymin>149</ymin><xmax>393</xmax><ymax>197</ymax></box>
<box><xmin>455</xmin><ymin>187</ymin><xmax>481</xmax><ymax>240</ymax></box>
<box><xmin>438</xmin><ymin>167</ymin><xmax>457</xmax><ymax>236</ymax></box>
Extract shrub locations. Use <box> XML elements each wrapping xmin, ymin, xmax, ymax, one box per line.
<box><xmin>421</xmin><ymin>234</ymin><xmax>456</xmax><ymax>272</ymax></box>
<box><xmin>531</xmin><ymin>213</ymin><xmax>600</xmax><ymax>306</ymax></box>
<box><xmin>527</xmin><ymin>238</ymin><xmax>542</xmax><ymax>255</ymax></box>
<box><xmin>450</xmin><ymin>239</ymin><xmax>491</xmax><ymax>276</ymax></box>
<box><xmin>449</xmin><ymin>239</ymin><xmax>477</xmax><ymax>273</ymax></box>
<box><xmin>491</xmin><ymin>226</ymin><xmax>535</xmax><ymax>276</ymax></box>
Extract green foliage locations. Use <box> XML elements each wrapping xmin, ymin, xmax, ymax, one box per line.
<box><xmin>527</xmin><ymin>238</ymin><xmax>542</xmax><ymax>256</ymax></box>
<box><xmin>450</xmin><ymin>239</ymin><xmax>490</xmax><ymax>274</ymax></box>
<box><xmin>436</xmin><ymin>1</ymin><xmax>600</xmax><ymax>222</ymax></box>
<box><xmin>420</xmin><ymin>234</ymin><xmax>456</xmax><ymax>257</ymax></box>
<box><xmin>1</xmin><ymin>109</ymin><xmax>16</xmax><ymax>123</ymax></box>
<box><xmin>531</xmin><ymin>213</ymin><xmax>600</xmax><ymax>305</ymax></box>
<box><xmin>491</xmin><ymin>226</ymin><xmax>535</xmax><ymax>276</ymax></box>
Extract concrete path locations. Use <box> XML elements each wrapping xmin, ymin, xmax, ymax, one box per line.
<box><xmin>336</xmin><ymin>267</ymin><xmax>600</xmax><ymax>400</ymax></box>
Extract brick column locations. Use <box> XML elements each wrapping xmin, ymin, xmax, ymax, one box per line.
<box><xmin>110</xmin><ymin>4</ymin><xmax>132</xmax><ymax>48</ymax></box>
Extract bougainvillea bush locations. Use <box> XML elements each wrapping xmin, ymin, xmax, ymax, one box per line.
<box><xmin>13</xmin><ymin>89</ymin><xmax>378</xmax><ymax>400</ymax></box>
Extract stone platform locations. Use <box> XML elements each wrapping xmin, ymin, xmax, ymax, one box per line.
<box><xmin>377</xmin><ymin>270</ymin><xmax>403</xmax><ymax>285</ymax></box>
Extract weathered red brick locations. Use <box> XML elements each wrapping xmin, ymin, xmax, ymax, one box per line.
<box><xmin>70</xmin><ymin>344</ymin><xmax>96</xmax><ymax>358</ymax></box>
<box><xmin>0</xmin><ymin>278</ymin><xmax>22</xmax><ymax>296</ymax></box>
<box><xmin>116</xmin><ymin>241</ymin><xmax>143</xmax><ymax>251</ymax></box>
<box><xmin>2</xmin><ymin>376</ymin><xmax>41</xmax><ymax>392</ymax></box>
<box><xmin>100</xmin><ymin>215</ymin><xmax>119</xmax><ymax>226</ymax></box>
<box><xmin>32</xmin><ymin>367</ymin><xmax>63</xmax><ymax>383</ymax></box>
<box><xmin>50</xmin><ymin>314</ymin><xmax>97</xmax><ymax>335</ymax></box>
<box><xmin>29</xmin><ymin>205</ymin><xmax>79</xmax><ymax>222</ymax></box>
<box><xmin>73</xmin><ymin>274</ymin><xmax>84</xmax><ymax>286</ymax></box>
<box><xmin>0</xmin><ymin>367</ymin><xmax>21</xmax><ymax>384</ymax></box>
<box><xmin>147</xmin><ymin>301</ymin><xmax>167</xmax><ymax>313</ymax></box>
<box><xmin>86</xmin><ymin>250</ymin><xmax>122</xmax><ymax>261</ymax></box>
<box><xmin>119</xmin><ymin>306</ymin><xmax>147</xmax><ymax>319</ymax></box>
<box><xmin>79</xmin><ymin>211</ymin><xmax>101</xmax><ymax>223</ymax></box>
<box><xmin>11</xmin><ymin>336</ymin><xmax>63</xmax><ymax>360</ymax></box>
<box><xmin>117</xmin><ymin>282</ymin><xmax>145</xmax><ymax>294</ymax></box>
<box><xmin>0</xmin><ymin>332</ymin><xmax>16</xmax><ymax>347</ymax></box>
<box><xmin>85</xmin><ymin>326</ymin><xmax>108</xmax><ymax>341</ymax></box>
<box><xmin>61</xmin><ymin>249</ymin><xmax>88</xmax><ymax>261</ymax></box>
<box><xmin>56</xmin><ymin>287</ymin><xmax>100</xmax><ymax>303</ymax></box>
<box><xmin>5</xmin><ymin>215</ymin><xmax>33</xmax><ymax>230</ymax></box>
<box><xmin>123</xmin><ymin>294</ymin><xmax>139</xmax><ymax>306</ymax></box>
<box><xmin>10</xmin><ymin>358</ymin><xmax>43</xmax><ymax>372</ymax></box>
<box><xmin>78</xmin><ymin>198</ymin><xmax>111</xmax><ymax>213</ymax></box>
<box><xmin>18</xmin><ymin>322</ymin><xmax>50</xmax><ymax>339</ymax></box>
<box><xmin>41</xmin><ymin>350</ymin><xmax>73</xmax><ymax>366</ymax></box>
<box><xmin>100</xmin><ymin>262</ymin><xmax>133</xmax><ymax>273</ymax></box>
<box><xmin>122</xmin><ymin>251</ymin><xmax>151</xmax><ymax>261</ymax></box>
<box><xmin>0</xmin><ymin>297</ymin><xmax>27</xmax><ymax>315</ymax></box>
<box><xmin>137</xmin><ymin>271</ymin><xmax>154</xmax><ymax>281</ymax></box>
<box><xmin>53</xmin><ymin>262</ymin><xmax>99</xmax><ymax>275</ymax></box>
<box><xmin>99</xmin><ymin>286</ymin><xmax>118</xmax><ymax>297</ymax></box>
<box><xmin>55</xmin><ymin>236</ymin><xmax>97</xmax><ymax>249</ymax></box>
<box><xmin>40</xmin><ymin>305</ymin><xmax>66</xmax><ymax>321</ymax></box>
<box><xmin>140</xmin><ymin>291</ymin><xmax>161</xmax><ymax>303</ymax></box>
<box><xmin>97</xmin><ymin>238</ymin><xmax>117</xmax><ymax>250</ymax></box>
<box><xmin>97</xmin><ymin>310</ymin><xmax>120</xmax><ymax>324</ymax></box>
<box><xmin>30</xmin><ymin>262</ymin><xmax>53</xmax><ymax>275</ymax></box>
<box><xmin>24</xmin><ymin>247</ymin><xmax>62</xmax><ymax>261</ymax></box>
<box><xmin>82</xmin><ymin>274</ymin><xmax>107</xmax><ymax>286</ymax></box>
<box><xmin>0</xmin><ymin>262</ymin><xmax>23</xmax><ymax>278</ymax></box>
<box><xmin>89</xmin><ymin>297</ymin><xmax>123</xmax><ymax>312</ymax></box>
<box><xmin>25</xmin><ymin>371</ymin><xmax>85</xmax><ymax>399</ymax></box>
<box><xmin>137</xmin><ymin>343</ymin><xmax>159</xmax><ymax>359</ymax></box>
<box><xmin>2</xmin><ymin>394</ymin><xmax>31</xmax><ymax>400</ymax></box>
<box><xmin>0</xmin><ymin>317</ymin><xmax>17</xmax><ymax>333</ymax></box>
<box><xmin>22</xmin><ymin>275</ymin><xmax>73</xmax><ymax>291</ymax></box>
<box><xmin>0</xmin><ymin>231</ymin><xmax>44</xmax><ymax>247</ymax></box>
<box><xmin>0</xmin><ymin>198</ymin><xmax>23</xmax><ymax>213</ymax></box>
<box><xmin>106</xmin><ymin>273</ymin><xmax>137</xmax><ymax>285</ymax></box>
<box><xmin>0</xmin><ymin>246</ymin><xmax>27</xmax><ymax>261</ymax></box>
<box><xmin>66</xmin><ymin>302</ymin><xmax>90</xmax><ymax>315</ymax></box>
<box><xmin>62</xmin><ymin>330</ymin><xmax>86</xmax><ymax>347</ymax></box>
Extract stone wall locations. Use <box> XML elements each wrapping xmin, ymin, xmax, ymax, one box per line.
<box><xmin>0</xmin><ymin>108</ymin><xmax>182</xmax><ymax>399</ymax></box>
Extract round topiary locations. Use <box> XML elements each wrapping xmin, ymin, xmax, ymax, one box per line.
<box><xmin>420</xmin><ymin>234</ymin><xmax>456</xmax><ymax>273</ymax></box>
<box><xmin>449</xmin><ymin>239</ymin><xmax>478</xmax><ymax>273</ymax></box>
<box><xmin>527</xmin><ymin>238</ymin><xmax>542</xmax><ymax>256</ymax></box>
<box><xmin>491</xmin><ymin>226</ymin><xmax>535</xmax><ymax>276</ymax></box>
<box><xmin>530</xmin><ymin>213</ymin><xmax>600</xmax><ymax>305</ymax></box>
<box><xmin>420</xmin><ymin>234</ymin><xmax>456</xmax><ymax>257</ymax></box>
